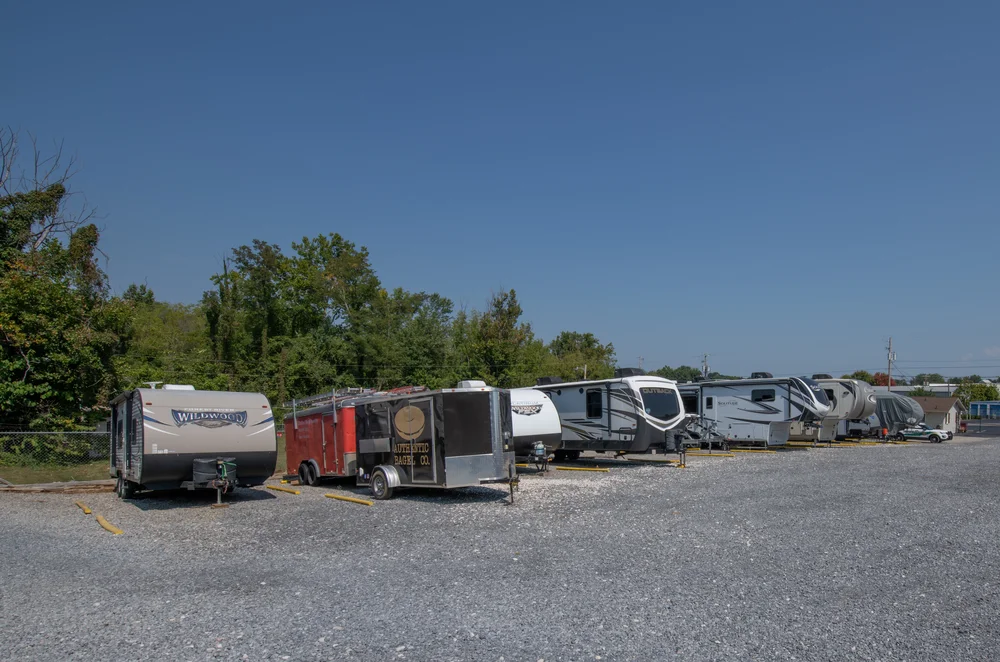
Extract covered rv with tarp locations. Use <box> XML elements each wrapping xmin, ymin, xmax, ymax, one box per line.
<box><xmin>874</xmin><ymin>393</ymin><xmax>925</xmax><ymax>435</ymax></box>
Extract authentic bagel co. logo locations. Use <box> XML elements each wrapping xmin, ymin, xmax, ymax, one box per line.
<box><xmin>512</xmin><ymin>403</ymin><xmax>543</xmax><ymax>416</ymax></box>
<box><xmin>171</xmin><ymin>410</ymin><xmax>248</xmax><ymax>429</ymax></box>
<box><xmin>394</xmin><ymin>405</ymin><xmax>426</xmax><ymax>441</ymax></box>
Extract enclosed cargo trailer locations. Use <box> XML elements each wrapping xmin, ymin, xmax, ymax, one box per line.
<box><xmin>110</xmin><ymin>385</ymin><xmax>277</xmax><ymax>500</ymax></box>
<box><xmin>285</xmin><ymin>382</ymin><xmax>517</xmax><ymax>499</ymax></box>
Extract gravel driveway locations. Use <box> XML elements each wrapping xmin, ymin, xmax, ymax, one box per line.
<box><xmin>3</xmin><ymin>438</ymin><xmax>1000</xmax><ymax>661</ymax></box>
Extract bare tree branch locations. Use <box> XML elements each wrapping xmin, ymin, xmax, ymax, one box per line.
<box><xmin>0</xmin><ymin>126</ymin><xmax>17</xmax><ymax>195</ymax></box>
<box><xmin>0</xmin><ymin>128</ymin><xmax>99</xmax><ymax>251</ymax></box>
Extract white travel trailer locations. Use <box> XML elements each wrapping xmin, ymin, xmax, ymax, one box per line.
<box><xmin>531</xmin><ymin>368</ymin><xmax>687</xmax><ymax>461</ymax></box>
<box><xmin>680</xmin><ymin>374</ymin><xmax>832</xmax><ymax>447</ymax></box>
<box><xmin>510</xmin><ymin>388</ymin><xmax>563</xmax><ymax>459</ymax></box>
<box><xmin>789</xmin><ymin>377</ymin><xmax>877</xmax><ymax>442</ymax></box>
<box><xmin>110</xmin><ymin>385</ymin><xmax>277</xmax><ymax>500</ymax></box>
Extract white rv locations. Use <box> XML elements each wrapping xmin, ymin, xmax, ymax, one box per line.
<box><xmin>680</xmin><ymin>375</ymin><xmax>832</xmax><ymax>447</ymax></box>
<box><xmin>789</xmin><ymin>377</ymin><xmax>877</xmax><ymax>442</ymax></box>
<box><xmin>110</xmin><ymin>385</ymin><xmax>277</xmax><ymax>499</ymax></box>
<box><xmin>531</xmin><ymin>368</ymin><xmax>687</xmax><ymax>460</ymax></box>
<box><xmin>510</xmin><ymin>388</ymin><xmax>563</xmax><ymax>458</ymax></box>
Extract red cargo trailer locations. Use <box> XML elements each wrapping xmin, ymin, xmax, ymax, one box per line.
<box><xmin>285</xmin><ymin>387</ymin><xmax>427</xmax><ymax>485</ymax></box>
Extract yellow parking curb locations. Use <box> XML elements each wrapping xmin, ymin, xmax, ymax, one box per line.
<box><xmin>95</xmin><ymin>515</ymin><xmax>123</xmax><ymax>535</ymax></box>
<box><xmin>267</xmin><ymin>485</ymin><xmax>301</xmax><ymax>495</ymax></box>
<box><xmin>325</xmin><ymin>494</ymin><xmax>374</xmax><ymax>506</ymax></box>
<box><xmin>555</xmin><ymin>466</ymin><xmax>610</xmax><ymax>473</ymax></box>
<box><xmin>74</xmin><ymin>501</ymin><xmax>92</xmax><ymax>515</ymax></box>
<box><xmin>687</xmin><ymin>452</ymin><xmax>735</xmax><ymax>458</ymax></box>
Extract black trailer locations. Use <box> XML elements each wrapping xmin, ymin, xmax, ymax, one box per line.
<box><xmin>350</xmin><ymin>382</ymin><xmax>517</xmax><ymax>500</ymax></box>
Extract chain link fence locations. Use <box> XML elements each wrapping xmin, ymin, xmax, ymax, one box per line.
<box><xmin>0</xmin><ymin>432</ymin><xmax>111</xmax><ymax>485</ymax></box>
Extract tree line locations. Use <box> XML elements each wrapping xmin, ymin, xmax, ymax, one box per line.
<box><xmin>1</xmin><ymin>131</ymin><xmax>626</xmax><ymax>430</ymax></box>
<box><xmin>4</xmin><ymin>132</ymin><xmax>992</xmax><ymax>431</ymax></box>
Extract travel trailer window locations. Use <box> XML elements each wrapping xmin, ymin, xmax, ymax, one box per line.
<box><xmin>752</xmin><ymin>389</ymin><xmax>775</xmax><ymax>403</ymax></box>
<box><xmin>706</xmin><ymin>397</ymin><xmax>714</xmax><ymax>410</ymax></box>
<box><xmin>640</xmin><ymin>388</ymin><xmax>680</xmax><ymax>420</ymax></box>
<box><xmin>586</xmin><ymin>389</ymin><xmax>603</xmax><ymax>418</ymax></box>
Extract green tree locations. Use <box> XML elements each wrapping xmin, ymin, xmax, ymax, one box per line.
<box><xmin>546</xmin><ymin>331</ymin><xmax>616</xmax><ymax>381</ymax></box>
<box><xmin>652</xmin><ymin>365</ymin><xmax>703</xmax><ymax>382</ymax></box>
<box><xmin>0</xmin><ymin>131</ymin><xmax>132</xmax><ymax>429</ymax></box>
<box><xmin>908</xmin><ymin>387</ymin><xmax>935</xmax><ymax>397</ymax></box>
<box><xmin>912</xmin><ymin>373</ymin><xmax>945</xmax><ymax>385</ymax></box>
<box><xmin>123</xmin><ymin>283</ymin><xmax>156</xmax><ymax>305</ymax></box>
<box><xmin>464</xmin><ymin>290</ymin><xmax>535</xmax><ymax>388</ymax></box>
<box><xmin>842</xmin><ymin>370</ymin><xmax>875</xmax><ymax>384</ymax></box>
<box><xmin>954</xmin><ymin>382</ymin><xmax>1000</xmax><ymax>409</ymax></box>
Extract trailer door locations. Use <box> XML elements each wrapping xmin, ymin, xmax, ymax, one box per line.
<box><xmin>392</xmin><ymin>398</ymin><xmax>436</xmax><ymax>484</ymax></box>
<box><xmin>323</xmin><ymin>413</ymin><xmax>339</xmax><ymax>474</ymax></box>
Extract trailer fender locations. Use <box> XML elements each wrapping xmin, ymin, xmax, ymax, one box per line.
<box><xmin>374</xmin><ymin>465</ymin><xmax>401</xmax><ymax>489</ymax></box>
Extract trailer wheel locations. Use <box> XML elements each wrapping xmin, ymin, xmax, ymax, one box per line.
<box><xmin>370</xmin><ymin>468</ymin><xmax>394</xmax><ymax>500</ymax></box>
<box><xmin>119</xmin><ymin>478</ymin><xmax>137</xmax><ymax>499</ymax></box>
<box><xmin>298</xmin><ymin>462</ymin><xmax>318</xmax><ymax>487</ymax></box>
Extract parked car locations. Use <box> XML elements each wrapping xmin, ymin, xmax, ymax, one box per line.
<box><xmin>899</xmin><ymin>423</ymin><xmax>950</xmax><ymax>443</ymax></box>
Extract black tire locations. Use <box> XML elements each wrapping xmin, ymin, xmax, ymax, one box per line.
<box><xmin>115</xmin><ymin>475</ymin><xmax>124</xmax><ymax>498</ymax></box>
<box><xmin>370</xmin><ymin>468</ymin><xmax>393</xmax><ymax>500</ymax></box>
<box><xmin>298</xmin><ymin>462</ymin><xmax>318</xmax><ymax>487</ymax></box>
<box><xmin>120</xmin><ymin>479</ymin><xmax>137</xmax><ymax>499</ymax></box>
<box><xmin>931</xmin><ymin>435</ymin><xmax>943</xmax><ymax>443</ymax></box>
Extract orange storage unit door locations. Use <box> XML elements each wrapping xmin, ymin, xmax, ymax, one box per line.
<box><xmin>338</xmin><ymin>405</ymin><xmax>357</xmax><ymax>453</ymax></box>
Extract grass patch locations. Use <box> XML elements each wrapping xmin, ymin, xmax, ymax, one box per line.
<box><xmin>0</xmin><ymin>461</ymin><xmax>109</xmax><ymax>485</ymax></box>
<box><xmin>275</xmin><ymin>435</ymin><xmax>287</xmax><ymax>475</ymax></box>
<box><xmin>0</xmin><ymin>437</ymin><xmax>287</xmax><ymax>485</ymax></box>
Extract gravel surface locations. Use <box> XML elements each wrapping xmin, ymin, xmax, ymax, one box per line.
<box><xmin>3</xmin><ymin>437</ymin><xmax>1000</xmax><ymax>661</ymax></box>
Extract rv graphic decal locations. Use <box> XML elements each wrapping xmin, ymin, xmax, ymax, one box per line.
<box><xmin>512</xmin><ymin>404</ymin><xmax>543</xmax><ymax>416</ymax></box>
<box><xmin>171</xmin><ymin>410</ymin><xmax>248</xmax><ymax>429</ymax></box>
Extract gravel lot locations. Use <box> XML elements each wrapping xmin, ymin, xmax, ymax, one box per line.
<box><xmin>3</xmin><ymin>438</ymin><xmax>1000</xmax><ymax>661</ymax></box>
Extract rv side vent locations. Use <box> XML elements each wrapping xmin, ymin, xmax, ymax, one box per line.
<box><xmin>536</xmin><ymin>376</ymin><xmax>563</xmax><ymax>386</ymax></box>
<box><xmin>614</xmin><ymin>367</ymin><xmax>646</xmax><ymax>378</ymax></box>
<box><xmin>750</xmin><ymin>372</ymin><xmax>773</xmax><ymax>379</ymax></box>
<box><xmin>811</xmin><ymin>374</ymin><xmax>833</xmax><ymax>380</ymax></box>
<box><xmin>163</xmin><ymin>384</ymin><xmax>196</xmax><ymax>391</ymax></box>
<box><xmin>457</xmin><ymin>380</ymin><xmax>487</xmax><ymax>389</ymax></box>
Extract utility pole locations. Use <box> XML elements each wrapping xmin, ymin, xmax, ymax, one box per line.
<box><xmin>637</xmin><ymin>356</ymin><xmax>644</xmax><ymax>371</ymax></box>
<box><xmin>886</xmin><ymin>337</ymin><xmax>896</xmax><ymax>390</ymax></box>
<box><xmin>701</xmin><ymin>353</ymin><xmax>710</xmax><ymax>379</ymax></box>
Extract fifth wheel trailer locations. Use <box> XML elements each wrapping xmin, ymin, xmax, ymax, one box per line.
<box><xmin>788</xmin><ymin>378</ymin><xmax>877</xmax><ymax>442</ymax></box>
<box><xmin>110</xmin><ymin>385</ymin><xmax>277</xmax><ymax>499</ymax></box>
<box><xmin>680</xmin><ymin>375</ymin><xmax>832</xmax><ymax>447</ymax></box>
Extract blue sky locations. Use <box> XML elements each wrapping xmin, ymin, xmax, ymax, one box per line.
<box><xmin>5</xmin><ymin>1</ymin><xmax>999</xmax><ymax>378</ymax></box>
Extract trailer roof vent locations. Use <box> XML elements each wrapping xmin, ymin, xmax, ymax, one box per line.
<box><xmin>163</xmin><ymin>384</ymin><xmax>196</xmax><ymax>390</ymax></box>
<box><xmin>811</xmin><ymin>373</ymin><xmax>833</xmax><ymax>380</ymax></box>
<box><xmin>457</xmin><ymin>380</ymin><xmax>487</xmax><ymax>389</ymax></box>
<box><xmin>536</xmin><ymin>376</ymin><xmax>563</xmax><ymax>385</ymax></box>
<box><xmin>614</xmin><ymin>367</ymin><xmax>646</xmax><ymax>378</ymax></box>
<box><xmin>750</xmin><ymin>372</ymin><xmax>773</xmax><ymax>379</ymax></box>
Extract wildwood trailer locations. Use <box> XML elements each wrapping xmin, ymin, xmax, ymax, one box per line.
<box><xmin>110</xmin><ymin>385</ymin><xmax>277</xmax><ymax>501</ymax></box>
<box><xmin>284</xmin><ymin>381</ymin><xmax>517</xmax><ymax>500</ymax></box>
